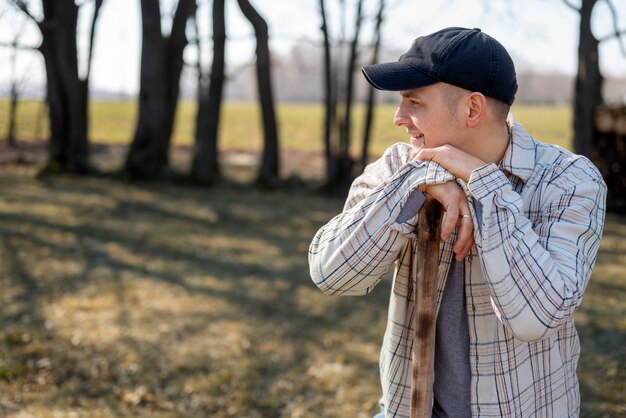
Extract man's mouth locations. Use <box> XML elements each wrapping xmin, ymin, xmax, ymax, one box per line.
<box><xmin>409</xmin><ymin>133</ymin><xmax>425</xmax><ymax>148</ymax></box>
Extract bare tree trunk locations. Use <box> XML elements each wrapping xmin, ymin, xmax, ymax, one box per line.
<box><xmin>6</xmin><ymin>83</ymin><xmax>19</xmax><ymax>147</ymax></box>
<box><xmin>321</xmin><ymin>0</ymin><xmax>365</xmax><ymax>194</ymax></box>
<box><xmin>11</xmin><ymin>0</ymin><xmax>103</xmax><ymax>173</ymax></box>
<box><xmin>319</xmin><ymin>0</ymin><xmax>338</xmax><ymax>185</ymax></box>
<box><xmin>339</xmin><ymin>0</ymin><xmax>363</xmax><ymax>184</ymax></box>
<box><xmin>125</xmin><ymin>0</ymin><xmax>196</xmax><ymax>179</ymax></box>
<box><xmin>191</xmin><ymin>0</ymin><xmax>225</xmax><ymax>184</ymax></box>
<box><xmin>35</xmin><ymin>99</ymin><xmax>47</xmax><ymax>141</ymax></box>
<box><xmin>41</xmin><ymin>0</ymin><xmax>87</xmax><ymax>173</ymax></box>
<box><xmin>6</xmin><ymin>26</ymin><xmax>25</xmax><ymax>147</ymax></box>
<box><xmin>125</xmin><ymin>0</ymin><xmax>165</xmax><ymax>177</ymax></box>
<box><xmin>163</xmin><ymin>0</ymin><xmax>195</xmax><ymax>150</ymax></box>
<box><xmin>360</xmin><ymin>0</ymin><xmax>385</xmax><ymax>173</ymax></box>
<box><xmin>237</xmin><ymin>0</ymin><xmax>280</xmax><ymax>187</ymax></box>
<box><xmin>573</xmin><ymin>0</ymin><xmax>603</xmax><ymax>159</ymax></box>
<box><xmin>329</xmin><ymin>0</ymin><xmax>349</xmax><ymax>192</ymax></box>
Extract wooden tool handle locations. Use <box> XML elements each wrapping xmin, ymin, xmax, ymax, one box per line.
<box><xmin>410</xmin><ymin>198</ymin><xmax>442</xmax><ymax>418</ymax></box>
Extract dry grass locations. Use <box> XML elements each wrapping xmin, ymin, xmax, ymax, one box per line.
<box><xmin>577</xmin><ymin>217</ymin><xmax>626</xmax><ymax>417</ymax></box>
<box><xmin>0</xmin><ymin>150</ymin><xmax>624</xmax><ymax>417</ymax></box>
<box><xmin>0</xmin><ymin>100</ymin><xmax>622</xmax><ymax>417</ymax></box>
<box><xmin>0</xmin><ymin>158</ymin><xmax>387</xmax><ymax>417</ymax></box>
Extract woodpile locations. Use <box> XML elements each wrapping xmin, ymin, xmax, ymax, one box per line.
<box><xmin>593</xmin><ymin>104</ymin><xmax>626</xmax><ymax>212</ymax></box>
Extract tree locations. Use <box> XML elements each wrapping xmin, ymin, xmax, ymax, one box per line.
<box><xmin>10</xmin><ymin>0</ymin><xmax>104</xmax><ymax>173</ymax></box>
<box><xmin>319</xmin><ymin>0</ymin><xmax>385</xmax><ymax>193</ymax></box>
<box><xmin>236</xmin><ymin>0</ymin><xmax>280</xmax><ymax>187</ymax></box>
<box><xmin>3</xmin><ymin>16</ymin><xmax>32</xmax><ymax>147</ymax></box>
<box><xmin>337</xmin><ymin>0</ymin><xmax>364</xmax><ymax>188</ymax></box>
<box><xmin>360</xmin><ymin>0</ymin><xmax>385</xmax><ymax>172</ymax></box>
<box><xmin>563</xmin><ymin>0</ymin><xmax>626</xmax><ymax>157</ymax></box>
<box><xmin>190</xmin><ymin>0</ymin><xmax>226</xmax><ymax>184</ymax></box>
<box><xmin>319</xmin><ymin>0</ymin><xmax>338</xmax><ymax>185</ymax></box>
<box><xmin>563</xmin><ymin>0</ymin><xmax>626</xmax><ymax>208</ymax></box>
<box><xmin>564</xmin><ymin>0</ymin><xmax>603</xmax><ymax>159</ymax></box>
<box><xmin>124</xmin><ymin>0</ymin><xmax>196</xmax><ymax>179</ymax></box>
<box><xmin>319</xmin><ymin>0</ymin><xmax>350</xmax><ymax>192</ymax></box>
<box><xmin>6</xmin><ymin>45</ymin><xmax>20</xmax><ymax>147</ymax></box>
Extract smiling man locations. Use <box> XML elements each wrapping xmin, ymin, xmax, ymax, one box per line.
<box><xmin>308</xmin><ymin>27</ymin><xmax>607</xmax><ymax>417</ymax></box>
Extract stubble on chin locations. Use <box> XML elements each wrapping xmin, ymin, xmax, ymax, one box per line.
<box><xmin>409</xmin><ymin>137</ymin><xmax>424</xmax><ymax>160</ymax></box>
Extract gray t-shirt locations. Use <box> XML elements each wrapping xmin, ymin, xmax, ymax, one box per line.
<box><xmin>432</xmin><ymin>258</ymin><xmax>471</xmax><ymax>417</ymax></box>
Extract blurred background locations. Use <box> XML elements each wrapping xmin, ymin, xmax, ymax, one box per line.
<box><xmin>0</xmin><ymin>0</ymin><xmax>625</xmax><ymax>417</ymax></box>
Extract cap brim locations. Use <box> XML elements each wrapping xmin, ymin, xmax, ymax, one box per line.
<box><xmin>362</xmin><ymin>61</ymin><xmax>438</xmax><ymax>91</ymax></box>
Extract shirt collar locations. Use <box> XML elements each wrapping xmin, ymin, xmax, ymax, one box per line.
<box><xmin>498</xmin><ymin>113</ymin><xmax>536</xmax><ymax>183</ymax></box>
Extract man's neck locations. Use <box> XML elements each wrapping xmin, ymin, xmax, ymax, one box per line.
<box><xmin>470</xmin><ymin>122</ymin><xmax>510</xmax><ymax>165</ymax></box>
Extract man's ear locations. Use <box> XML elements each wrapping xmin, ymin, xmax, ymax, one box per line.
<box><xmin>465</xmin><ymin>92</ymin><xmax>487</xmax><ymax>128</ymax></box>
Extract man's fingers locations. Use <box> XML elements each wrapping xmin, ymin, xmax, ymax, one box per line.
<box><xmin>456</xmin><ymin>235</ymin><xmax>475</xmax><ymax>261</ymax></box>
<box><xmin>441</xmin><ymin>206</ymin><xmax>459</xmax><ymax>240</ymax></box>
<box><xmin>421</xmin><ymin>180</ymin><xmax>472</xmax><ymax>243</ymax></box>
<box><xmin>415</xmin><ymin>145</ymin><xmax>486</xmax><ymax>183</ymax></box>
<box><xmin>414</xmin><ymin>148</ymin><xmax>434</xmax><ymax>161</ymax></box>
<box><xmin>454</xmin><ymin>215</ymin><xmax>473</xmax><ymax>255</ymax></box>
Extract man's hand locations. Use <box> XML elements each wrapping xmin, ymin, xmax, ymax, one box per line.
<box><xmin>413</xmin><ymin>144</ymin><xmax>485</xmax><ymax>260</ymax></box>
<box><xmin>421</xmin><ymin>181</ymin><xmax>474</xmax><ymax>261</ymax></box>
<box><xmin>415</xmin><ymin>144</ymin><xmax>486</xmax><ymax>182</ymax></box>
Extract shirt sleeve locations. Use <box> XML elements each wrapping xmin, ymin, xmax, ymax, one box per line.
<box><xmin>308</xmin><ymin>144</ymin><xmax>454</xmax><ymax>296</ymax></box>
<box><xmin>468</xmin><ymin>160</ymin><xmax>607</xmax><ymax>341</ymax></box>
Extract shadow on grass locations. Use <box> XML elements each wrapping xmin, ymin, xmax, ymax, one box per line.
<box><xmin>0</xmin><ymin>169</ymin><xmax>624</xmax><ymax>417</ymax></box>
<box><xmin>0</xmin><ymin>169</ymin><xmax>391</xmax><ymax>417</ymax></box>
<box><xmin>574</xmin><ymin>213</ymin><xmax>626</xmax><ymax>417</ymax></box>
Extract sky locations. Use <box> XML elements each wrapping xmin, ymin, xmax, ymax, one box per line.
<box><xmin>1</xmin><ymin>0</ymin><xmax>626</xmax><ymax>96</ymax></box>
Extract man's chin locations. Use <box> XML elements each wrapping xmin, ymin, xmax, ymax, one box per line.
<box><xmin>410</xmin><ymin>136</ymin><xmax>425</xmax><ymax>148</ymax></box>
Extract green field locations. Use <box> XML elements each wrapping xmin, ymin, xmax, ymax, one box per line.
<box><xmin>0</xmin><ymin>100</ymin><xmax>572</xmax><ymax>157</ymax></box>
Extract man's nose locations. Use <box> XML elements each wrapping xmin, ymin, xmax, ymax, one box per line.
<box><xmin>393</xmin><ymin>105</ymin><xmax>408</xmax><ymax>127</ymax></box>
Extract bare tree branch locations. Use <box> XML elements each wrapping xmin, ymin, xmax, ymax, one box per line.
<box><xmin>599</xmin><ymin>28</ymin><xmax>626</xmax><ymax>40</ymax></box>
<box><xmin>0</xmin><ymin>41</ymin><xmax>38</xmax><ymax>50</ymax></box>
<box><xmin>601</xmin><ymin>0</ymin><xmax>626</xmax><ymax>56</ymax></box>
<box><xmin>191</xmin><ymin>15</ymin><xmax>203</xmax><ymax>88</ymax></box>
<box><xmin>561</xmin><ymin>0</ymin><xmax>580</xmax><ymax>12</ymax></box>
<box><xmin>85</xmin><ymin>0</ymin><xmax>104</xmax><ymax>81</ymax></box>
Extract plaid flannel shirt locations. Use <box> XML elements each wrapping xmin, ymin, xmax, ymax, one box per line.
<box><xmin>309</xmin><ymin>115</ymin><xmax>607</xmax><ymax>417</ymax></box>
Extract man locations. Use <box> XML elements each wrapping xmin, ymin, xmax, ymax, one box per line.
<box><xmin>308</xmin><ymin>27</ymin><xmax>606</xmax><ymax>417</ymax></box>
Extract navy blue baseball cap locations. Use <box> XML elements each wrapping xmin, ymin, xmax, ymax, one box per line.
<box><xmin>362</xmin><ymin>27</ymin><xmax>518</xmax><ymax>105</ymax></box>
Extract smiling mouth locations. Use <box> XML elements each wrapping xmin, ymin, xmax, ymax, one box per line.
<box><xmin>409</xmin><ymin>133</ymin><xmax>424</xmax><ymax>148</ymax></box>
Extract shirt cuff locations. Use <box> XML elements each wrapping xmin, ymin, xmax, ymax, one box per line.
<box><xmin>418</xmin><ymin>159</ymin><xmax>457</xmax><ymax>185</ymax></box>
<box><xmin>467</xmin><ymin>163</ymin><xmax>509</xmax><ymax>201</ymax></box>
<box><xmin>395</xmin><ymin>189</ymin><xmax>426</xmax><ymax>224</ymax></box>
<box><xmin>388</xmin><ymin>161</ymin><xmax>453</xmax><ymax>236</ymax></box>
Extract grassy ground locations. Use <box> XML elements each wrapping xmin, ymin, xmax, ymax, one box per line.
<box><xmin>0</xmin><ymin>161</ymin><xmax>384</xmax><ymax>417</ymax></box>
<box><xmin>0</xmin><ymin>155</ymin><xmax>624</xmax><ymax>417</ymax></box>
<box><xmin>0</xmin><ymin>101</ymin><xmax>623</xmax><ymax>417</ymax></box>
<box><xmin>0</xmin><ymin>100</ymin><xmax>571</xmax><ymax>155</ymax></box>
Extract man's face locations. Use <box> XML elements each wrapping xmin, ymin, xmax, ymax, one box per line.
<box><xmin>393</xmin><ymin>83</ymin><xmax>465</xmax><ymax>151</ymax></box>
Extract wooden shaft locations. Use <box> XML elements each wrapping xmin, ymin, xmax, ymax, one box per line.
<box><xmin>410</xmin><ymin>198</ymin><xmax>442</xmax><ymax>418</ymax></box>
